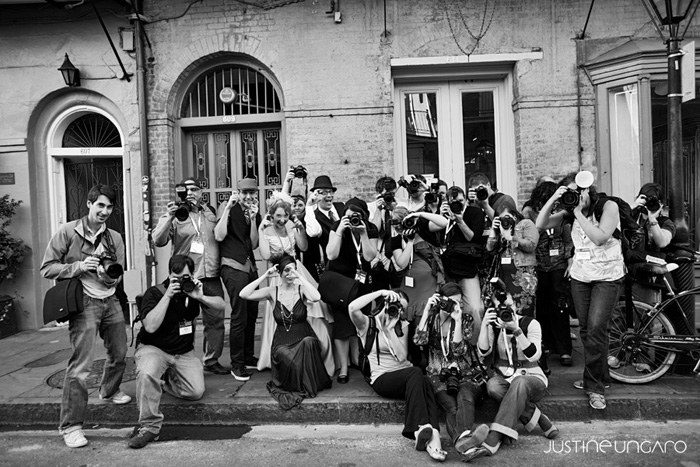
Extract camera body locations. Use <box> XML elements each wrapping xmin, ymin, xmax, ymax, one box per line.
<box><xmin>174</xmin><ymin>274</ymin><xmax>196</xmax><ymax>294</ymax></box>
<box><xmin>495</xmin><ymin>304</ymin><xmax>514</xmax><ymax>323</ymax></box>
<box><xmin>498</xmin><ymin>215</ymin><xmax>515</xmax><ymax>230</ymax></box>
<box><xmin>489</xmin><ymin>277</ymin><xmax>514</xmax><ymax>323</ymax></box>
<box><xmin>382</xmin><ymin>192</ymin><xmax>396</xmax><ymax>205</ymax></box>
<box><xmin>449</xmin><ymin>200</ymin><xmax>464</xmax><ymax>214</ymax></box>
<box><xmin>398</xmin><ymin>177</ymin><xmax>422</xmax><ymax>195</ymax></box>
<box><xmin>435</xmin><ymin>296</ymin><xmax>456</xmax><ymax>314</ymax></box>
<box><xmin>439</xmin><ymin>364</ymin><xmax>462</xmax><ymax>396</ymax></box>
<box><xmin>291</xmin><ymin>165</ymin><xmax>308</xmax><ymax>179</ymax></box>
<box><xmin>95</xmin><ymin>252</ymin><xmax>124</xmax><ymax>280</ymax></box>
<box><xmin>401</xmin><ymin>216</ymin><xmax>417</xmax><ymax>229</ymax></box>
<box><xmin>560</xmin><ymin>188</ymin><xmax>580</xmax><ymax>210</ymax></box>
<box><xmin>348</xmin><ymin>212</ymin><xmax>363</xmax><ymax>227</ymax></box>
<box><xmin>174</xmin><ymin>183</ymin><xmax>193</xmax><ymax>222</ymax></box>
<box><xmin>385</xmin><ymin>299</ymin><xmax>402</xmax><ymax>318</ymax></box>
<box><xmin>424</xmin><ymin>182</ymin><xmax>441</xmax><ymax>204</ymax></box>
<box><xmin>475</xmin><ymin>186</ymin><xmax>489</xmax><ymax>201</ymax></box>
<box><xmin>644</xmin><ymin>196</ymin><xmax>661</xmax><ymax>213</ymax></box>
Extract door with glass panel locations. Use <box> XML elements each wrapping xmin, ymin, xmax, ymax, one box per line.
<box><xmin>396</xmin><ymin>80</ymin><xmax>515</xmax><ymax>193</ymax></box>
<box><xmin>183</xmin><ymin>127</ymin><xmax>284</xmax><ymax>210</ymax></box>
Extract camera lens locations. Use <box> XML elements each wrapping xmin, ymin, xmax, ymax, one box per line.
<box><xmin>476</xmin><ymin>187</ymin><xmax>489</xmax><ymax>201</ymax></box>
<box><xmin>499</xmin><ymin>216</ymin><xmax>514</xmax><ymax>230</ymax></box>
<box><xmin>560</xmin><ymin>189</ymin><xmax>580</xmax><ymax>209</ymax></box>
<box><xmin>293</xmin><ymin>166</ymin><xmax>307</xmax><ymax>178</ymax></box>
<box><xmin>175</xmin><ymin>203</ymin><xmax>190</xmax><ymax>222</ymax></box>
<box><xmin>386</xmin><ymin>302</ymin><xmax>401</xmax><ymax>318</ymax></box>
<box><xmin>497</xmin><ymin>305</ymin><xmax>513</xmax><ymax>322</ymax></box>
<box><xmin>646</xmin><ymin>197</ymin><xmax>661</xmax><ymax>212</ymax></box>
<box><xmin>382</xmin><ymin>192</ymin><xmax>395</xmax><ymax>205</ymax></box>
<box><xmin>401</xmin><ymin>216</ymin><xmax>417</xmax><ymax>229</ymax></box>
<box><xmin>349</xmin><ymin>214</ymin><xmax>362</xmax><ymax>226</ymax></box>
<box><xmin>408</xmin><ymin>180</ymin><xmax>421</xmax><ymax>193</ymax></box>
<box><xmin>425</xmin><ymin>192</ymin><xmax>437</xmax><ymax>204</ymax></box>
<box><xmin>180</xmin><ymin>275</ymin><xmax>196</xmax><ymax>294</ymax></box>
<box><xmin>449</xmin><ymin>200</ymin><xmax>463</xmax><ymax>214</ymax></box>
<box><xmin>104</xmin><ymin>262</ymin><xmax>124</xmax><ymax>280</ymax></box>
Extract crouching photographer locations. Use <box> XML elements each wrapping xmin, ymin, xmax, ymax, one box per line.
<box><xmin>349</xmin><ymin>289</ymin><xmax>447</xmax><ymax>462</ymax></box>
<box><xmin>462</xmin><ymin>280</ymin><xmax>558</xmax><ymax>462</ymax></box>
<box><xmin>129</xmin><ymin>255</ymin><xmax>225</xmax><ymax>449</ymax></box>
<box><xmin>413</xmin><ymin>282</ymin><xmax>489</xmax><ymax>457</ymax></box>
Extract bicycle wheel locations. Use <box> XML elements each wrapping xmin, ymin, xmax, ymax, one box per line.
<box><xmin>607</xmin><ymin>300</ymin><xmax>677</xmax><ymax>384</ymax></box>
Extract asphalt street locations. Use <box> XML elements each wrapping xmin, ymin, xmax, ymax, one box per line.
<box><xmin>1</xmin><ymin>420</ymin><xmax>698</xmax><ymax>467</ymax></box>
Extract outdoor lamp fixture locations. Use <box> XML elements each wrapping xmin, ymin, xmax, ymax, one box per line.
<box><xmin>58</xmin><ymin>53</ymin><xmax>80</xmax><ymax>87</ymax></box>
<box><xmin>640</xmin><ymin>0</ymin><xmax>700</xmax><ymax>245</ymax></box>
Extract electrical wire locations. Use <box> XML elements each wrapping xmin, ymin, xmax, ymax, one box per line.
<box><xmin>149</xmin><ymin>0</ymin><xmax>204</xmax><ymax>23</ymax></box>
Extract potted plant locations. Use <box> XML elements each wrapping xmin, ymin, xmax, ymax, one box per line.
<box><xmin>0</xmin><ymin>195</ymin><xmax>30</xmax><ymax>338</ymax></box>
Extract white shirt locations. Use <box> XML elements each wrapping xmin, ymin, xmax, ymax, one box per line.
<box><xmin>305</xmin><ymin>204</ymin><xmax>341</xmax><ymax>237</ymax></box>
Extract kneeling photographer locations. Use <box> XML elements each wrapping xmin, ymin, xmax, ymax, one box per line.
<box><xmin>130</xmin><ymin>255</ymin><xmax>225</xmax><ymax>449</ymax></box>
<box><xmin>462</xmin><ymin>279</ymin><xmax>558</xmax><ymax>462</ymax></box>
<box><xmin>413</xmin><ymin>282</ymin><xmax>489</xmax><ymax>457</ymax></box>
<box><xmin>348</xmin><ymin>289</ymin><xmax>447</xmax><ymax>462</ymax></box>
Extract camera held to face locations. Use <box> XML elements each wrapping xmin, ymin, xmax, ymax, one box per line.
<box><xmin>174</xmin><ymin>183</ymin><xmax>193</xmax><ymax>222</ymax></box>
<box><xmin>560</xmin><ymin>188</ymin><xmax>580</xmax><ymax>210</ymax></box>
<box><xmin>385</xmin><ymin>299</ymin><xmax>402</xmax><ymax>319</ymax></box>
<box><xmin>174</xmin><ymin>274</ymin><xmax>196</xmax><ymax>294</ymax></box>
<box><xmin>424</xmin><ymin>182</ymin><xmax>441</xmax><ymax>204</ymax></box>
<box><xmin>435</xmin><ymin>296</ymin><xmax>456</xmax><ymax>314</ymax></box>
<box><xmin>498</xmin><ymin>215</ymin><xmax>515</xmax><ymax>231</ymax></box>
<box><xmin>382</xmin><ymin>192</ymin><xmax>396</xmax><ymax>205</ymax></box>
<box><xmin>475</xmin><ymin>186</ymin><xmax>489</xmax><ymax>201</ymax></box>
<box><xmin>643</xmin><ymin>196</ymin><xmax>661</xmax><ymax>213</ymax></box>
<box><xmin>489</xmin><ymin>277</ymin><xmax>514</xmax><ymax>324</ymax></box>
<box><xmin>291</xmin><ymin>165</ymin><xmax>308</xmax><ymax>179</ymax></box>
<box><xmin>348</xmin><ymin>212</ymin><xmax>363</xmax><ymax>227</ymax></box>
<box><xmin>95</xmin><ymin>252</ymin><xmax>124</xmax><ymax>280</ymax></box>
<box><xmin>439</xmin><ymin>363</ymin><xmax>462</xmax><ymax>396</ymax></box>
<box><xmin>401</xmin><ymin>215</ymin><xmax>417</xmax><ymax>230</ymax></box>
<box><xmin>398</xmin><ymin>177</ymin><xmax>422</xmax><ymax>195</ymax></box>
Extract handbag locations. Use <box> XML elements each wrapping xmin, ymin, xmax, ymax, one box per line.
<box><xmin>318</xmin><ymin>270</ymin><xmax>361</xmax><ymax>309</ymax></box>
<box><xmin>43</xmin><ymin>278</ymin><xmax>84</xmax><ymax>324</ymax></box>
<box><xmin>442</xmin><ymin>242</ymin><xmax>484</xmax><ymax>277</ymax></box>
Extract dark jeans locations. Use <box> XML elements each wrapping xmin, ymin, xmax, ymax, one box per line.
<box><xmin>487</xmin><ymin>374</ymin><xmax>547</xmax><ymax>441</ymax></box>
<box><xmin>536</xmin><ymin>269</ymin><xmax>572</xmax><ymax>355</ymax></box>
<box><xmin>434</xmin><ymin>381</ymin><xmax>482</xmax><ymax>444</ymax></box>
<box><xmin>200</xmin><ymin>277</ymin><xmax>225</xmax><ymax>367</ymax></box>
<box><xmin>60</xmin><ymin>295</ymin><xmax>127</xmax><ymax>431</ymax></box>
<box><xmin>221</xmin><ymin>265</ymin><xmax>259</xmax><ymax>369</ymax></box>
<box><xmin>570</xmin><ymin>278</ymin><xmax>623</xmax><ymax>395</ymax></box>
<box><xmin>372</xmin><ymin>366</ymin><xmax>440</xmax><ymax>439</ymax></box>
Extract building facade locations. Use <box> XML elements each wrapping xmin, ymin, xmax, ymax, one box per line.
<box><xmin>1</xmin><ymin>0</ymin><xmax>699</xmax><ymax>330</ymax></box>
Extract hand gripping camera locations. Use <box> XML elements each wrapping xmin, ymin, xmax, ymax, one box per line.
<box><xmin>348</xmin><ymin>212</ymin><xmax>363</xmax><ymax>227</ymax></box>
<box><xmin>290</xmin><ymin>165</ymin><xmax>308</xmax><ymax>179</ymax></box>
<box><xmin>490</xmin><ymin>277</ymin><xmax>514</xmax><ymax>323</ymax></box>
<box><xmin>174</xmin><ymin>274</ymin><xmax>196</xmax><ymax>294</ymax></box>
<box><xmin>398</xmin><ymin>176</ymin><xmax>422</xmax><ymax>195</ymax></box>
<box><xmin>435</xmin><ymin>296</ymin><xmax>456</xmax><ymax>314</ymax></box>
<box><xmin>439</xmin><ymin>362</ymin><xmax>462</xmax><ymax>396</ymax></box>
<box><xmin>497</xmin><ymin>214</ymin><xmax>515</xmax><ymax>231</ymax></box>
<box><xmin>174</xmin><ymin>183</ymin><xmax>193</xmax><ymax>222</ymax></box>
<box><xmin>96</xmin><ymin>252</ymin><xmax>124</xmax><ymax>280</ymax></box>
<box><xmin>385</xmin><ymin>298</ymin><xmax>402</xmax><ymax>318</ymax></box>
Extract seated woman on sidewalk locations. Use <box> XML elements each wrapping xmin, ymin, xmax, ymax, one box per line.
<box><xmin>349</xmin><ymin>289</ymin><xmax>447</xmax><ymax>462</ymax></box>
<box><xmin>462</xmin><ymin>287</ymin><xmax>558</xmax><ymax>462</ymax></box>
<box><xmin>240</xmin><ymin>254</ymin><xmax>332</xmax><ymax>409</ymax></box>
<box><xmin>413</xmin><ymin>282</ymin><xmax>490</xmax><ymax>458</ymax></box>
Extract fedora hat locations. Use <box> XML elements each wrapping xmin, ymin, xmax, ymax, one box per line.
<box><xmin>310</xmin><ymin>175</ymin><xmax>337</xmax><ymax>192</ymax></box>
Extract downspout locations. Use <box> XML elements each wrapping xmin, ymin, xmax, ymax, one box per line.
<box><xmin>132</xmin><ymin>0</ymin><xmax>154</xmax><ymax>287</ymax></box>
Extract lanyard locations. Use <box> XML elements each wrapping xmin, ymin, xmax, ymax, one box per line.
<box><xmin>439</xmin><ymin>317</ymin><xmax>453</xmax><ymax>361</ymax></box>
<box><xmin>190</xmin><ymin>211</ymin><xmax>202</xmax><ymax>237</ymax></box>
<box><xmin>351</xmin><ymin>232</ymin><xmax>363</xmax><ymax>266</ymax></box>
<box><xmin>379</xmin><ymin>325</ymin><xmax>399</xmax><ymax>361</ymax></box>
<box><xmin>502</xmin><ymin>330</ymin><xmax>514</xmax><ymax>368</ymax></box>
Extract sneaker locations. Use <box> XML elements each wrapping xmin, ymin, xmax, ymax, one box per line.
<box><xmin>231</xmin><ymin>367</ymin><xmax>251</xmax><ymax>381</ymax></box>
<box><xmin>203</xmin><ymin>362</ymin><xmax>229</xmax><ymax>375</ymax></box>
<box><xmin>634</xmin><ymin>363</ymin><xmax>652</xmax><ymax>373</ymax></box>
<box><xmin>127</xmin><ymin>427</ymin><xmax>159</xmax><ymax>449</ymax></box>
<box><xmin>62</xmin><ymin>427</ymin><xmax>88</xmax><ymax>448</ymax></box>
<box><xmin>588</xmin><ymin>392</ymin><xmax>607</xmax><ymax>410</ymax></box>
<box><xmin>454</xmin><ymin>424</ymin><xmax>489</xmax><ymax>454</ymax></box>
<box><xmin>607</xmin><ymin>355</ymin><xmax>621</xmax><ymax>369</ymax></box>
<box><xmin>573</xmin><ymin>380</ymin><xmax>610</xmax><ymax>390</ymax></box>
<box><xmin>244</xmin><ymin>356</ymin><xmax>259</xmax><ymax>369</ymax></box>
<box><xmin>100</xmin><ymin>390</ymin><xmax>132</xmax><ymax>405</ymax></box>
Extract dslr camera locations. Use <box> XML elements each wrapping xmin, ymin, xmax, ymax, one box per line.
<box><xmin>381</xmin><ymin>191</ymin><xmax>396</xmax><ymax>206</ymax></box>
<box><xmin>489</xmin><ymin>277</ymin><xmax>514</xmax><ymax>323</ymax></box>
<box><xmin>348</xmin><ymin>212</ymin><xmax>364</xmax><ymax>227</ymax></box>
<box><xmin>643</xmin><ymin>196</ymin><xmax>661</xmax><ymax>213</ymax></box>
<box><xmin>439</xmin><ymin>363</ymin><xmax>462</xmax><ymax>396</ymax></box>
<box><xmin>435</xmin><ymin>296</ymin><xmax>456</xmax><ymax>314</ymax></box>
<box><xmin>398</xmin><ymin>176</ymin><xmax>422</xmax><ymax>195</ymax></box>
<box><xmin>174</xmin><ymin>183</ymin><xmax>193</xmax><ymax>222</ymax></box>
<box><xmin>424</xmin><ymin>182</ymin><xmax>442</xmax><ymax>205</ymax></box>
<box><xmin>560</xmin><ymin>188</ymin><xmax>581</xmax><ymax>210</ymax></box>
<box><xmin>174</xmin><ymin>274</ymin><xmax>196</xmax><ymax>294</ymax></box>
<box><xmin>498</xmin><ymin>215</ymin><xmax>515</xmax><ymax>231</ymax></box>
<box><xmin>290</xmin><ymin>165</ymin><xmax>308</xmax><ymax>179</ymax></box>
<box><xmin>95</xmin><ymin>252</ymin><xmax>124</xmax><ymax>280</ymax></box>
<box><xmin>473</xmin><ymin>186</ymin><xmax>489</xmax><ymax>202</ymax></box>
<box><xmin>385</xmin><ymin>298</ymin><xmax>402</xmax><ymax>318</ymax></box>
<box><xmin>401</xmin><ymin>215</ymin><xmax>418</xmax><ymax>230</ymax></box>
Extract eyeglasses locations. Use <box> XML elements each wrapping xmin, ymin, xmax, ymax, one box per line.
<box><xmin>316</xmin><ymin>190</ymin><xmax>333</xmax><ymax>196</ymax></box>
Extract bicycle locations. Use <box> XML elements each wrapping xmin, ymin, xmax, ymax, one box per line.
<box><xmin>606</xmin><ymin>255</ymin><xmax>700</xmax><ymax>384</ymax></box>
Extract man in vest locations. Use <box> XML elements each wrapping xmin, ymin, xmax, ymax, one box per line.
<box><xmin>215</xmin><ymin>178</ymin><xmax>261</xmax><ymax>381</ymax></box>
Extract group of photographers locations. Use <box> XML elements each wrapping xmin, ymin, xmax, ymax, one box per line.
<box><xmin>41</xmin><ymin>167</ymin><xmax>675</xmax><ymax>459</ymax></box>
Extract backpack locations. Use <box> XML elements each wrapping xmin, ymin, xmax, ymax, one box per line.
<box><xmin>592</xmin><ymin>193</ymin><xmax>646</xmax><ymax>264</ymax></box>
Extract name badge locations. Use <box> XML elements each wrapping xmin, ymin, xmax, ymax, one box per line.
<box><xmin>405</xmin><ymin>276</ymin><xmax>414</xmax><ymax>288</ymax></box>
<box><xmin>549</xmin><ymin>249</ymin><xmax>559</xmax><ymax>257</ymax></box>
<box><xmin>190</xmin><ymin>239</ymin><xmax>204</xmax><ymax>255</ymax></box>
<box><xmin>576</xmin><ymin>248</ymin><xmax>591</xmax><ymax>260</ymax></box>
<box><xmin>355</xmin><ymin>270</ymin><xmax>367</xmax><ymax>284</ymax></box>
<box><xmin>501</xmin><ymin>256</ymin><xmax>512</xmax><ymax>265</ymax></box>
<box><xmin>179</xmin><ymin>320</ymin><xmax>193</xmax><ymax>335</ymax></box>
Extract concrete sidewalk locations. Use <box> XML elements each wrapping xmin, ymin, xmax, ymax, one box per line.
<box><xmin>0</xmin><ymin>322</ymin><xmax>698</xmax><ymax>428</ymax></box>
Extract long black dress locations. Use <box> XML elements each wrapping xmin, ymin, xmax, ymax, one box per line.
<box><xmin>268</xmin><ymin>289</ymin><xmax>332</xmax><ymax>408</ymax></box>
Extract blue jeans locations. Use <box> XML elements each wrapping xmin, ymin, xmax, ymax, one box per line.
<box><xmin>134</xmin><ymin>345</ymin><xmax>205</xmax><ymax>434</ymax></box>
<box><xmin>434</xmin><ymin>380</ymin><xmax>482</xmax><ymax>444</ymax></box>
<box><xmin>570</xmin><ymin>279</ymin><xmax>623</xmax><ymax>395</ymax></box>
<box><xmin>487</xmin><ymin>374</ymin><xmax>546</xmax><ymax>441</ymax></box>
<box><xmin>200</xmin><ymin>278</ymin><xmax>225</xmax><ymax>367</ymax></box>
<box><xmin>59</xmin><ymin>294</ymin><xmax>127</xmax><ymax>431</ymax></box>
<box><xmin>221</xmin><ymin>265</ymin><xmax>259</xmax><ymax>369</ymax></box>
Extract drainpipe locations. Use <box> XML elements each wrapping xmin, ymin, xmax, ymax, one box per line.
<box><xmin>133</xmin><ymin>0</ymin><xmax>154</xmax><ymax>287</ymax></box>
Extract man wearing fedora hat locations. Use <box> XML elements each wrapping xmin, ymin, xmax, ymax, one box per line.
<box><xmin>153</xmin><ymin>177</ymin><xmax>227</xmax><ymax>376</ymax></box>
<box><xmin>214</xmin><ymin>178</ymin><xmax>262</xmax><ymax>381</ymax></box>
<box><xmin>303</xmin><ymin>175</ymin><xmax>346</xmax><ymax>281</ymax></box>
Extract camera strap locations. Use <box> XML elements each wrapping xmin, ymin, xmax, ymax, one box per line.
<box><xmin>439</xmin><ymin>316</ymin><xmax>455</xmax><ymax>361</ymax></box>
<box><xmin>351</xmin><ymin>231</ymin><xmax>363</xmax><ymax>266</ymax></box>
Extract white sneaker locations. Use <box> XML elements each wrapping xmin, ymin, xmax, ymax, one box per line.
<box><xmin>62</xmin><ymin>428</ymin><xmax>88</xmax><ymax>448</ymax></box>
<box><xmin>100</xmin><ymin>390</ymin><xmax>132</xmax><ymax>405</ymax></box>
<box><xmin>607</xmin><ymin>355</ymin><xmax>621</xmax><ymax>369</ymax></box>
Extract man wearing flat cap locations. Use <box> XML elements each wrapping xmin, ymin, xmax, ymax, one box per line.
<box><xmin>153</xmin><ymin>177</ymin><xmax>227</xmax><ymax>375</ymax></box>
<box><xmin>303</xmin><ymin>175</ymin><xmax>346</xmax><ymax>281</ymax></box>
<box><xmin>214</xmin><ymin>178</ymin><xmax>261</xmax><ymax>381</ymax></box>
